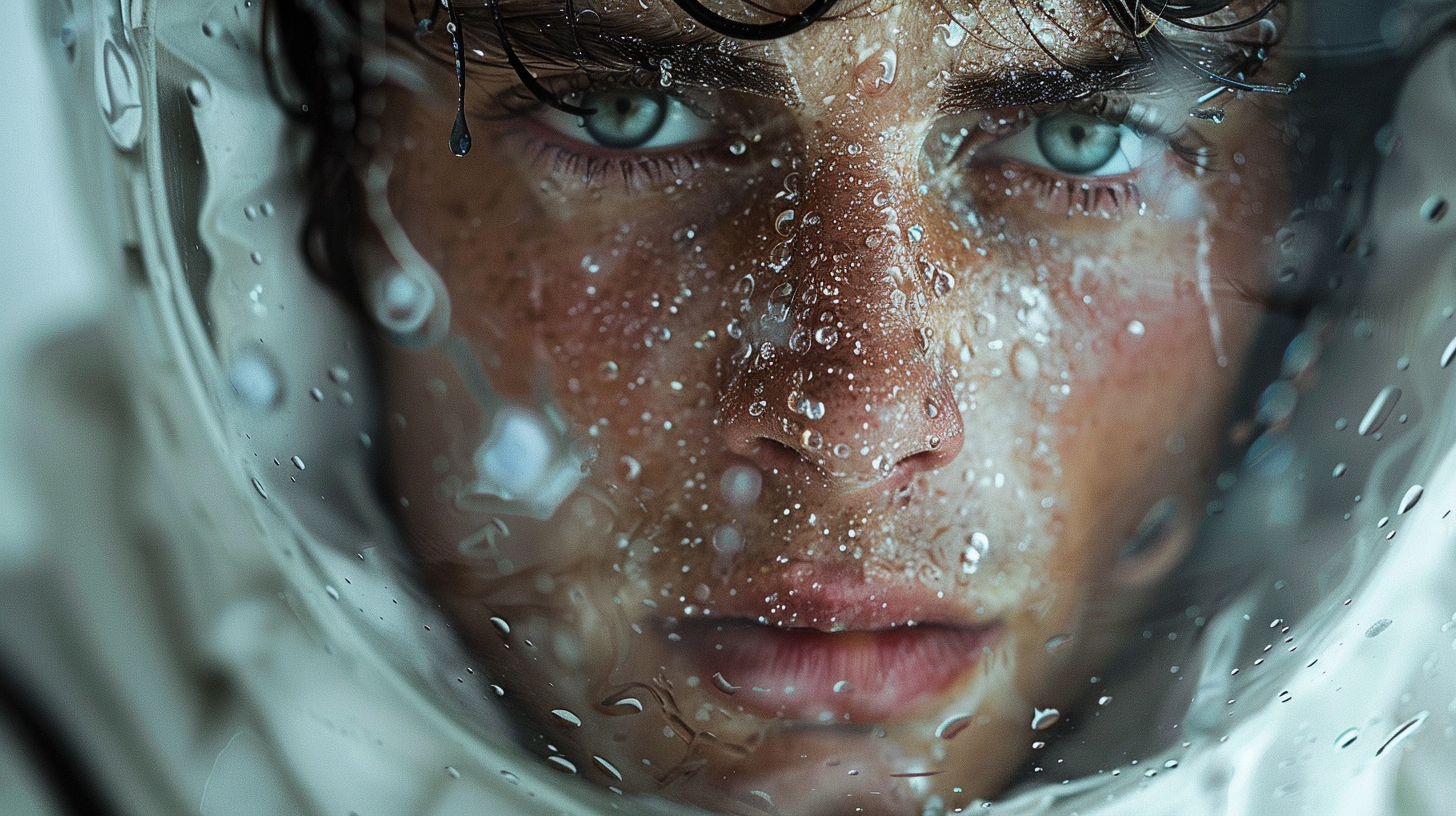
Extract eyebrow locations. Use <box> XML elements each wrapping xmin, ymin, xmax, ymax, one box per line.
<box><xmin>939</xmin><ymin>52</ymin><xmax>1159</xmax><ymax>111</ymax></box>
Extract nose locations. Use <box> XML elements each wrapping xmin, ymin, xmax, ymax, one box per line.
<box><xmin>716</xmin><ymin>150</ymin><xmax>964</xmax><ymax>492</ymax></box>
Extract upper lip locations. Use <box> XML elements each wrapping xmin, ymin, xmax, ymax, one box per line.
<box><xmin>694</xmin><ymin>559</ymin><xmax>991</xmax><ymax>632</ymax></box>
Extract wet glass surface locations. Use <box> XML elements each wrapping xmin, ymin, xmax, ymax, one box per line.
<box><xmin>11</xmin><ymin>0</ymin><xmax>1456</xmax><ymax>814</ymax></box>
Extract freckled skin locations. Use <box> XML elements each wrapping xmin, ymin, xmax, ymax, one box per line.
<box><xmin>368</xmin><ymin>1</ymin><xmax>1287</xmax><ymax>813</ymax></box>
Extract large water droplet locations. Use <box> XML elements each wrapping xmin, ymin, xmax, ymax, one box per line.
<box><xmin>1375</xmin><ymin>711</ymin><xmax>1428</xmax><ymax>756</ymax></box>
<box><xmin>814</xmin><ymin>326</ymin><xmax>839</xmax><ymax>348</ymax></box>
<box><xmin>713</xmin><ymin>525</ymin><xmax>744</xmax><ymax>554</ymax></box>
<box><xmin>935</xmin><ymin>713</ymin><xmax>972</xmax><ymax>739</ymax></box>
<box><xmin>721</xmin><ymin>465</ymin><xmax>763</xmax><ymax>506</ymax></box>
<box><xmin>1398</xmin><ymin>484</ymin><xmax>1423</xmax><ymax>514</ymax></box>
<box><xmin>934</xmin><ymin>22</ymin><xmax>968</xmax><ymax>47</ymax></box>
<box><xmin>795</xmin><ymin>397</ymin><xmax>826</xmax><ymax>421</ymax></box>
<box><xmin>1031</xmin><ymin>707</ymin><xmax>1060</xmax><ymax>730</ymax></box>
<box><xmin>552</xmin><ymin>708</ymin><xmax>583</xmax><ymax>727</ymax></box>
<box><xmin>775</xmin><ymin>209</ymin><xmax>796</xmax><ymax>236</ymax></box>
<box><xmin>228</xmin><ymin>348</ymin><xmax>283</xmax><ymax>411</ymax></box>
<box><xmin>961</xmin><ymin>532</ymin><xmax>988</xmax><ymax>574</ymax></box>
<box><xmin>593</xmin><ymin>756</ymin><xmax>623</xmax><ymax>780</ymax></box>
<box><xmin>1357</xmin><ymin>386</ymin><xmax>1401</xmax><ymax>436</ymax></box>
<box><xmin>372</xmin><ymin>267</ymin><xmax>437</xmax><ymax>335</ymax></box>
<box><xmin>1335</xmin><ymin>727</ymin><xmax>1359</xmax><ymax>749</ymax></box>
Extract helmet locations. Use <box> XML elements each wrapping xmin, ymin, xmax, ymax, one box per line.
<box><xmin>2</xmin><ymin>1</ymin><xmax>1456</xmax><ymax>814</ymax></box>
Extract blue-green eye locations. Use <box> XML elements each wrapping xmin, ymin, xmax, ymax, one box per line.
<box><xmin>987</xmin><ymin>110</ymin><xmax>1144</xmax><ymax>177</ymax></box>
<box><xmin>538</xmin><ymin>89</ymin><xmax>714</xmax><ymax>150</ymax></box>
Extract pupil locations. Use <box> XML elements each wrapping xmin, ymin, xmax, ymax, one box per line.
<box><xmin>614</xmin><ymin>97</ymin><xmax>634</xmax><ymax>117</ymax></box>
<box><xmin>1069</xmin><ymin>124</ymin><xmax>1087</xmax><ymax>145</ymax></box>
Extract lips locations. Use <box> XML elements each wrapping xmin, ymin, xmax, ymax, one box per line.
<box><xmin>667</xmin><ymin>572</ymin><xmax>1001</xmax><ymax>722</ymax></box>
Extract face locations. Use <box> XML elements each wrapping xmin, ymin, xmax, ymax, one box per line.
<box><xmin>360</xmin><ymin>1</ymin><xmax>1288</xmax><ymax>812</ymax></box>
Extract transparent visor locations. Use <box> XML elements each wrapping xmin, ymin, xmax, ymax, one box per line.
<box><xmin>141</xmin><ymin>0</ymin><xmax>1456</xmax><ymax>812</ymax></box>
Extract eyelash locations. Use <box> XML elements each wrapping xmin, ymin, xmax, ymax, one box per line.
<box><xmin>494</xmin><ymin>81</ymin><xmax>1215</xmax><ymax>207</ymax></box>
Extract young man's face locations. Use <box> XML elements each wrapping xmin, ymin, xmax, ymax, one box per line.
<box><xmin>367</xmin><ymin>1</ymin><xmax>1287</xmax><ymax>812</ymax></box>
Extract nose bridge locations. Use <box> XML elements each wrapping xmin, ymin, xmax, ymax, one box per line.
<box><xmin>717</xmin><ymin>139</ymin><xmax>964</xmax><ymax>488</ymax></box>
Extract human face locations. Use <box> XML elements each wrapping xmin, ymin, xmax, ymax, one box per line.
<box><xmin>364</xmin><ymin>1</ymin><xmax>1288</xmax><ymax>813</ymax></box>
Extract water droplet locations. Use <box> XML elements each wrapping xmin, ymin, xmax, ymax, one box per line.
<box><xmin>552</xmin><ymin>708</ymin><xmax>583</xmax><ymax>727</ymax></box>
<box><xmin>748</xmin><ymin>400</ymin><xmax>767</xmax><ymax>417</ymax></box>
<box><xmin>925</xmin><ymin>400</ymin><xmax>939</xmax><ymax>419</ymax></box>
<box><xmin>1358</xmin><ymin>386</ymin><xmax>1401</xmax><ymax>436</ymax></box>
<box><xmin>1422</xmin><ymin>196</ymin><xmax>1448</xmax><ymax>223</ymax></box>
<box><xmin>1441</xmin><ymin>335</ymin><xmax>1456</xmax><ymax>368</ymax></box>
<box><xmin>228</xmin><ymin>348</ymin><xmax>283</xmax><ymax>411</ymax></box>
<box><xmin>593</xmin><ymin>756</ymin><xmax>623</xmax><ymax>781</ymax></box>
<box><xmin>795</xmin><ymin>397</ymin><xmax>826</xmax><ymax>421</ymax></box>
<box><xmin>907</xmin><ymin>224</ymin><xmax>925</xmax><ymax>242</ymax></box>
<box><xmin>1256</xmin><ymin>381</ymin><xmax>1298</xmax><ymax>427</ymax></box>
<box><xmin>1127</xmin><ymin>319</ymin><xmax>1146</xmax><ymax>336</ymax></box>
<box><xmin>1031</xmin><ymin>707</ymin><xmax>1061</xmax><ymax>730</ymax></box>
<box><xmin>602</xmin><ymin>692</ymin><xmax>644</xmax><ymax>713</ymax></box>
<box><xmin>721</xmin><ymin>465</ymin><xmax>763</xmax><ymax>506</ymax></box>
<box><xmin>620</xmin><ymin>455</ymin><xmax>641</xmax><ymax>481</ymax></box>
<box><xmin>547</xmin><ymin>755</ymin><xmax>578</xmax><ymax>773</ymax></box>
<box><xmin>961</xmin><ymin>532</ymin><xmax>988</xmax><ymax>574</ymax></box>
<box><xmin>1332</xmin><ymin>463</ymin><xmax>1348</xmax><ymax>478</ymax></box>
<box><xmin>290</xmin><ymin>455</ymin><xmax>305</xmax><ymax>470</ymax></box>
<box><xmin>814</xmin><ymin>326</ymin><xmax>839</xmax><ymax>348</ymax></box>
<box><xmin>934</xmin><ymin>22</ymin><xmax>968</xmax><ymax>47</ymax></box>
<box><xmin>185</xmin><ymin>80</ymin><xmax>211</xmax><ymax>107</ymax></box>
<box><xmin>445</xmin><ymin>766</ymin><xmax>460</xmax><ymax>779</ymax></box>
<box><xmin>1098</xmin><ymin>695</ymin><xmax>1112</xmax><ymax>706</ymax></box>
<box><xmin>713</xmin><ymin>672</ymin><xmax>740</xmax><ymax>694</ymax></box>
<box><xmin>1399</xmin><ymin>484</ymin><xmax>1423</xmax><ymax>514</ymax></box>
<box><xmin>1044</xmin><ymin>633</ymin><xmax>1073</xmax><ymax>652</ymax></box>
<box><xmin>325</xmin><ymin>585</ymin><xmax>339</xmax><ymax>600</ymax></box>
<box><xmin>832</xmin><ymin>680</ymin><xmax>854</xmax><ymax>693</ymax></box>
<box><xmin>713</xmin><ymin>525</ymin><xmax>744</xmax><ymax>554</ymax></box>
<box><xmin>658</xmin><ymin>58</ymin><xmax>673</xmax><ymax>87</ymax></box>
<box><xmin>1365</xmin><ymin>618</ymin><xmax>1392</xmax><ymax>638</ymax></box>
<box><xmin>775</xmin><ymin>209</ymin><xmax>796</xmax><ymax>236</ymax></box>
<box><xmin>1010</xmin><ymin>342</ymin><xmax>1040</xmax><ymax>380</ymax></box>
<box><xmin>800</xmin><ymin>429</ymin><xmax>823</xmax><ymax>450</ymax></box>
<box><xmin>490</xmin><ymin>616</ymin><xmax>511</xmax><ymax>635</ymax></box>
<box><xmin>1190</xmin><ymin>107</ymin><xmax>1226</xmax><ymax>124</ymax></box>
<box><xmin>935</xmin><ymin>713</ymin><xmax>972</xmax><ymax>739</ymax></box>
<box><xmin>1335</xmin><ymin>727</ymin><xmax>1359</xmax><ymax>749</ymax></box>
<box><xmin>832</xmin><ymin>442</ymin><xmax>851</xmax><ymax>459</ymax></box>
<box><xmin>728</xmin><ymin>138</ymin><xmax>748</xmax><ymax>156</ymax></box>
<box><xmin>1375</xmin><ymin>711</ymin><xmax>1428</xmax><ymax>755</ymax></box>
<box><xmin>251</xmin><ymin>478</ymin><xmax>268</xmax><ymax>499</ymax></box>
<box><xmin>372</xmin><ymin>268</ymin><xmax>437</xmax><ymax>335</ymax></box>
<box><xmin>789</xmin><ymin>328</ymin><xmax>812</xmax><ymax>353</ymax></box>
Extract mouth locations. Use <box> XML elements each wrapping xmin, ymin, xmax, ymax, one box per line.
<box><xmin>666</xmin><ymin>577</ymin><xmax>1002</xmax><ymax>723</ymax></box>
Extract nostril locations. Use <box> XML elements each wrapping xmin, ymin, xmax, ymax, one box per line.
<box><xmin>736</xmin><ymin>437</ymin><xmax>806</xmax><ymax>476</ymax></box>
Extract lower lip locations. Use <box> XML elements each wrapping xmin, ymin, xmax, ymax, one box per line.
<box><xmin>673</xmin><ymin>621</ymin><xmax>1001</xmax><ymax>722</ymax></box>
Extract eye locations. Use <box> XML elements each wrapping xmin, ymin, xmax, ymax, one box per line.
<box><xmin>988</xmin><ymin>110</ymin><xmax>1144</xmax><ymax>177</ymax></box>
<box><xmin>537</xmin><ymin>89</ymin><xmax>715</xmax><ymax>150</ymax></box>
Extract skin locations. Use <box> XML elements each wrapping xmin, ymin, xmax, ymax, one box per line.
<box><xmin>360</xmin><ymin>1</ymin><xmax>1288</xmax><ymax>813</ymax></box>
